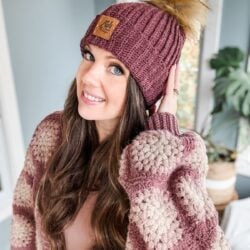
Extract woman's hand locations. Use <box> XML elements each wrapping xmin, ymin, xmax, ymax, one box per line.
<box><xmin>157</xmin><ymin>64</ymin><xmax>179</xmax><ymax>115</ymax></box>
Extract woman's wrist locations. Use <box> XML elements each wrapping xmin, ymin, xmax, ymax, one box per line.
<box><xmin>146</xmin><ymin>112</ymin><xmax>180</xmax><ymax>135</ymax></box>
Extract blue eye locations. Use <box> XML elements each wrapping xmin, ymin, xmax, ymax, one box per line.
<box><xmin>82</xmin><ymin>47</ymin><xmax>124</xmax><ymax>76</ymax></box>
<box><xmin>83</xmin><ymin>49</ymin><xmax>94</xmax><ymax>61</ymax></box>
<box><xmin>110</xmin><ymin>64</ymin><xmax>124</xmax><ymax>76</ymax></box>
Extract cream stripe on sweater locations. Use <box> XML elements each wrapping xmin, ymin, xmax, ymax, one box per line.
<box><xmin>11</xmin><ymin>111</ymin><xmax>230</xmax><ymax>250</ymax></box>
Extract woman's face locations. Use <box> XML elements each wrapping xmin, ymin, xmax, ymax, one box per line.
<box><xmin>76</xmin><ymin>44</ymin><xmax>130</xmax><ymax>124</ymax></box>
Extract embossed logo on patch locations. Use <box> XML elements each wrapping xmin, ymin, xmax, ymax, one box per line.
<box><xmin>93</xmin><ymin>15</ymin><xmax>120</xmax><ymax>40</ymax></box>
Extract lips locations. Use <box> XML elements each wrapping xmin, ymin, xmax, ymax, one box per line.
<box><xmin>82</xmin><ymin>90</ymin><xmax>105</xmax><ymax>103</ymax></box>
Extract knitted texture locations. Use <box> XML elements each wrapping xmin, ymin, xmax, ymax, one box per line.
<box><xmin>81</xmin><ymin>2</ymin><xmax>185</xmax><ymax>109</ymax></box>
<box><xmin>118</xmin><ymin>130</ymin><xmax>230</xmax><ymax>249</ymax></box>
<box><xmin>11</xmin><ymin>112</ymin><xmax>62</xmax><ymax>250</ymax></box>
<box><xmin>11</xmin><ymin>111</ymin><xmax>230</xmax><ymax>250</ymax></box>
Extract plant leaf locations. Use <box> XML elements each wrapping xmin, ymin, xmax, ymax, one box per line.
<box><xmin>242</xmin><ymin>91</ymin><xmax>250</xmax><ymax>117</ymax></box>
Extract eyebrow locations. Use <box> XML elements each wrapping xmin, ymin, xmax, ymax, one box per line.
<box><xmin>85</xmin><ymin>45</ymin><xmax>123</xmax><ymax>62</ymax></box>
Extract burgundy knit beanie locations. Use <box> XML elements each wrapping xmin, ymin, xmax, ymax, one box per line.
<box><xmin>80</xmin><ymin>1</ymin><xmax>186</xmax><ymax>109</ymax></box>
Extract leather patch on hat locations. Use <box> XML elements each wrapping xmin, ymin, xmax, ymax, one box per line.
<box><xmin>93</xmin><ymin>15</ymin><xmax>120</xmax><ymax>40</ymax></box>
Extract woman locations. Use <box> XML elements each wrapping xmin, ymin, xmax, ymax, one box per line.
<box><xmin>11</xmin><ymin>0</ymin><xmax>230</xmax><ymax>249</ymax></box>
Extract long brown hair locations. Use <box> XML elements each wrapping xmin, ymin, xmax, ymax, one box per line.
<box><xmin>37</xmin><ymin>75</ymin><xmax>148</xmax><ymax>249</ymax></box>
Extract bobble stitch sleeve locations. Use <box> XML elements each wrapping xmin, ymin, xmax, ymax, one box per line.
<box><xmin>119</xmin><ymin>125</ymin><xmax>231</xmax><ymax>249</ymax></box>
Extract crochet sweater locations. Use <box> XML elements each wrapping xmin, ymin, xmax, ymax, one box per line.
<box><xmin>11</xmin><ymin>111</ymin><xmax>230</xmax><ymax>250</ymax></box>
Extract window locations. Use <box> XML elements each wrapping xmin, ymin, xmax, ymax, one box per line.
<box><xmin>178</xmin><ymin>41</ymin><xmax>201</xmax><ymax>129</ymax></box>
<box><xmin>0</xmin><ymin>1</ymin><xmax>24</xmax><ymax>221</ymax></box>
<box><xmin>0</xmin><ymin>113</ymin><xmax>12</xmax><ymax>221</ymax></box>
<box><xmin>0</xmin><ymin>114</ymin><xmax>11</xmax><ymax>192</ymax></box>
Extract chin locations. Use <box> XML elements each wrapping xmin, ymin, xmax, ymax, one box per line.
<box><xmin>78</xmin><ymin>106</ymin><xmax>121</xmax><ymax>123</ymax></box>
<box><xmin>78</xmin><ymin>106</ymin><xmax>95</xmax><ymax>120</ymax></box>
<box><xmin>77</xmin><ymin>106</ymin><xmax>105</xmax><ymax>121</ymax></box>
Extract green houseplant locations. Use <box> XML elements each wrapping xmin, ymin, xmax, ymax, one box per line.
<box><xmin>210</xmin><ymin>47</ymin><xmax>250</xmax><ymax>119</ymax></box>
<box><xmin>203</xmin><ymin>47</ymin><xmax>250</xmax><ymax>207</ymax></box>
<box><xmin>204</xmin><ymin>136</ymin><xmax>237</xmax><ymax>164</ymax></box>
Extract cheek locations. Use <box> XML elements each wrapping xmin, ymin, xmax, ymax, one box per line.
<box><xmin>108</xmin><ymin>81</ymin><xmax>127</xmax><ymax>106</ymax></box>
<box><xmin>76</xmin><ymin>61</ymin><xmax>85</xmax><ymax>81</ymax></box>
<box><xmin>76</xmin><ymin>76</ymin><xmax>81</xmax><ymax>95</ymax></box>
<box><xmin>76</xmin><ymin>68</ymin><xmax>82</xmax><ymax>83</ymax></box>
<box><xmin>76</xmin><ymin>66</ymin><xmax>85</xmax><ymax>92</ymax></box>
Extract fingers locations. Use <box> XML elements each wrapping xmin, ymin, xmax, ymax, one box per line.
<box><xmin>157</xmin><ymin>64</ymin><xmax>179</xmax><ymax>115</ymax></box>
<box><xmin>174</xmin><ymin>64</ymin><xmax>179</xmax><ymax>92</ymax></box>
<box><xmin>165</xmin><ymin>64</ymin><xmax>179</xmax><ymax>97</ymax></box>
<box><xmin>165</xmin><ymin>64</ymin><xmax>176</xmax><ymax>96</ymax></box>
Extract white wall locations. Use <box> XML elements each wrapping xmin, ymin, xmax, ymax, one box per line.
<box><xmin>220</xmin><ymin>0</ymin><xmax>250</xmax><ymax>59</ymax></box>
<box><xmin>2</xmin><ymin>0</ymin><xmax>96</xmax><ymax>147</ymax></box>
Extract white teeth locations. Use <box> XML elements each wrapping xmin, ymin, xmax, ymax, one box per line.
<box><xmin>83</xmin><ymin>91</ymin><xmax>105</xmax><ymax>102</ymax></box>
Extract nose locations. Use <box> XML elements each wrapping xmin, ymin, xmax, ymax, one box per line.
<box><xmin>80</xmin><ymin>62</ymin><xmax>103</xmax><ymax>88</ymax></box>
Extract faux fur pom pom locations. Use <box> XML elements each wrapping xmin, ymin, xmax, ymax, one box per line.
<box><xmin>144</xmin><ymin>0</ymin><xmax>209</xmax><ymax>41</ymax></box>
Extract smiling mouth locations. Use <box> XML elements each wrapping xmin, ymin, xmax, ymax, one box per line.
<box><xmin>82</xmin><ymin>91</ymin><xmax>106</xmax><ymax>103</ymax></box>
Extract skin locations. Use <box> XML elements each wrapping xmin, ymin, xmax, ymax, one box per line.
<box><xmin>76</xmin><ymin>44</ymin><xmax>179</xmax><ymax>142</ymax></box>
<box><xmin>76</xmin><ymin>44</ymin><xmax>130</xmax><ymax>142</ymax></box>
<box><xmin>158</xmin><ymin>63</ymin><xmax>180</xmax><ymax>115</ymax></box>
